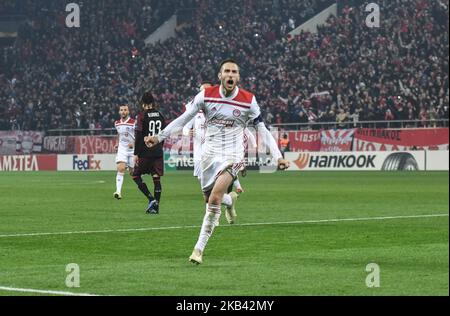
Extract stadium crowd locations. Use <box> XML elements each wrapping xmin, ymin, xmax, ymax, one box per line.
<box><xmin>0</xmin><ymin>0</ymin><xmax>448</xmax><ymax>131</ymax></box>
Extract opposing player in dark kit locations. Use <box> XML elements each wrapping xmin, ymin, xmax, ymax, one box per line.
<box><xmin>133</xmin><ymin>91</ymin><xmax>166</xmax><ymax>214</ymax></box>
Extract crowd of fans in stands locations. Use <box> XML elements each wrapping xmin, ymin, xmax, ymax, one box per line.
<box><xmin>0</xmin><ymin>0</ymin><xmax>448</xmax><ymax>131</ymax></box>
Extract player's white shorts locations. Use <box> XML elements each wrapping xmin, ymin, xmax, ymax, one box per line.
<box><xmin>116</xmin><ymin>149</ymin><xmax>135</xmax><ymax>169</ymax></box>
<box><xmin>200</xmin><ymin>155</ymin><xmax>243</xmax><ymax>193</ymax></box>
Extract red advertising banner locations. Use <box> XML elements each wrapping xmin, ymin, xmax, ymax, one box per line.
<box><xmin>37</xmin><ymin>127</ymin><xmax>449</xmax><ymax>155</ymax></box>
<box><xmin>43</xmin><ymin>136</ymin><xmax>75</xmax><ymax>153</ymax></box>
<box><xmin>0</xmin><ymin>131</ymin><xmax>44</xmax><ymax>155</ymax></box>
<box><xmin>320</xmin><ymin>129</ymin><xmax>355</xmax><ymax>152</ymax></box>
<box><xmin>44</xmin><ymin>135</ymin><xmax>184</xmax><ymax>154</ymax></box>
<box><xmin>43</xmin><ymin>136</ymin><xmax>115</xmax><ymax>154</ymax></box>
<box><xmin>353</xmin><ymin>128</ymin><xmax>449</xmax><ymax>151</ymax></box>
<box><xmin>0</xmin><ymin>154</ymin><xmax>57</xmax><ymax>171</ymax></box>
<box><xmin>73</xmin><ymin>136</ymin><xmax>117</xmax><ymax>154</ymax></box>
<box><xmin>287</xmin><ymin>131</ymin><xmax>321</xmax><ymax>152</ymax></box>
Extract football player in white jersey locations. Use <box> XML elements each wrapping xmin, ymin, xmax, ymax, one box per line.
<box><xmin>183</xmin><ymin>83</ymin><xmax>241</xmax><ymax>225</ymax></box>
<box><xmin>146</xmin><ymin>59</ymin><xmax>289</xmax><ymax>264</ymax></box>
<box><xmin>113</xmin><ymin>104</ymin><xmax>135</xmax><ymax>200</ymax></box>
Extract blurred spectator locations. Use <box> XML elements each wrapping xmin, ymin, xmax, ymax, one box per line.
<box><xmin>279</xmin><ymin>133</ymin><xmax>290</xmax><ymax>157</ymax></box>
<box><xmin>336</xmin><ymin>108</ymin><xmax>349</xmax><ymax>129</ymax></box>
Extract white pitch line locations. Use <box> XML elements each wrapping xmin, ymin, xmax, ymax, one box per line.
<box><xmin>0</xmin><ymin>286</ymin><xmax>102</xmax><ymax>296</ymax></box>
<box><xmin>0</xmin><ymin>213</ymin><xmax>447</xmax><ymax>239</ymax></box>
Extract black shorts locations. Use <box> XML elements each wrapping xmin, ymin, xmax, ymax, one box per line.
<box><xmin>133</xmin><ymin>156</ymin><xmax>164</xmax><ymax>177</ymax></box>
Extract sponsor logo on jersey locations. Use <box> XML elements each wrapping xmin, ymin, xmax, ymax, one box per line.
<box><xmin>233</xmin><ymin>109</ymin><xmax>241</xmax><ymax>117</ymax></box>
<box><xmin>209</xmin><ymin>118</ymin><xmax>235</xmax><ymax>127</ymax></box>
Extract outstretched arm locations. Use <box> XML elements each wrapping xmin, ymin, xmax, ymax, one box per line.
<box><xmin>244</xmin><ymin>128</ymin><xmax>257</xmax><ymax>149</ymax></box>
<box><xmin>182</xmin><ymin>115</ymin><xmax>195</xmax><ymax>137</ymax></box>
<box><xmin>248</xmin><ymin>96</ymin><xmax>289</xmax><ymax>170</ymax></box>
<box><xmin>255</xmin><ymin>121</ymin><xmax>289</xmax><ymax>169</ymax></box>
<box><xmin>146</xmin><ymin>92</ymin><xmax>204</xmax><ymax>147</ymax></box>
<box><xmin>255</xmin><ymin>122</ymin><xmax>282</xmax><ymax>161</ymax></box>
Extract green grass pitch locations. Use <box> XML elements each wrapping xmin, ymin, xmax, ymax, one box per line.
<box><xmin>0</xmin><ymin>171</ymin><xmax>448</xmax><ymax>296</ymax></box>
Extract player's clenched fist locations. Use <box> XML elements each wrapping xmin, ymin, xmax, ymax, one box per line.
<box><xmin>144</xmin><ymin>136</ymin><xmax>159</xmax><ymax>148</ymax></box>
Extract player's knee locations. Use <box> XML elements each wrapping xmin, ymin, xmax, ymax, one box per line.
<box><xmin>203</xmin><ymin>191</ymin><xmax>211</xmax><ymax>204</ymax></box>
<box><xmin>133</xmin><ymin>176</ymin><xmax>143</xmax><ymax>185</ymax></box>
<box><xmin>208</xmin><ymin>193</ymin><xmax>222</xmax><ymax>206</ymax></box>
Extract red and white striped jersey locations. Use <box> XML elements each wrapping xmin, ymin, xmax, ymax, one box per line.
<box><xmin>115</xmin><ymin>117</ymin><xmax>135</xmax><ymax>151</ymax></box>
<box><xmin>158</xmin><ymin>85</ymin><xmax>282</xmax><ymax>163</ymax></box>
<box><xmin>160</xmin><ymin>85</ymin><xmax>260</xmax><ymax>162</ymax></box>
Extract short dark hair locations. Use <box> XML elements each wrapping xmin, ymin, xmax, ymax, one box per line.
<box><xmin>219</xmin><ymin>58</ymin><xmax>239</xmax><ymax>72</ymax></box>
<box><xmin>141</xmin><ymin>91</ymin><xmax>155</xmax><ymax>105</ymax></box>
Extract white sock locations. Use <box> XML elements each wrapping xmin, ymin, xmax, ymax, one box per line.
<box><xmin>221</xmin><ymin>194</ymin><xmax>232</xmax><ymax>207</ymax></box>
<box><xmin>233</xmin><ymin>179</ymin><xmax>241</xmax><ymax>189</ymax></box>
<box><xmin>116</xmin><ymin>172</ymin><xmax>124</xmax><ymax>194</ymax></box>
<box><xmin>194</xmin><ymin>204</ymin><xmax>221</xmax><ymax>252</ymax></box>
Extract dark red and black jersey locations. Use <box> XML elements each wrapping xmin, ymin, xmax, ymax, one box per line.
<box><xmin>134</xmin><ymin>109</ymin><xmax>166</xmax><ymax>158</ymax></box>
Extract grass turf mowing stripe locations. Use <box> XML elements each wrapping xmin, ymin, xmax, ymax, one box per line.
<box><xmin>0</xmin><ymin>213</ymin><xmax>447</xmax><ymax>238</ymax></box>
